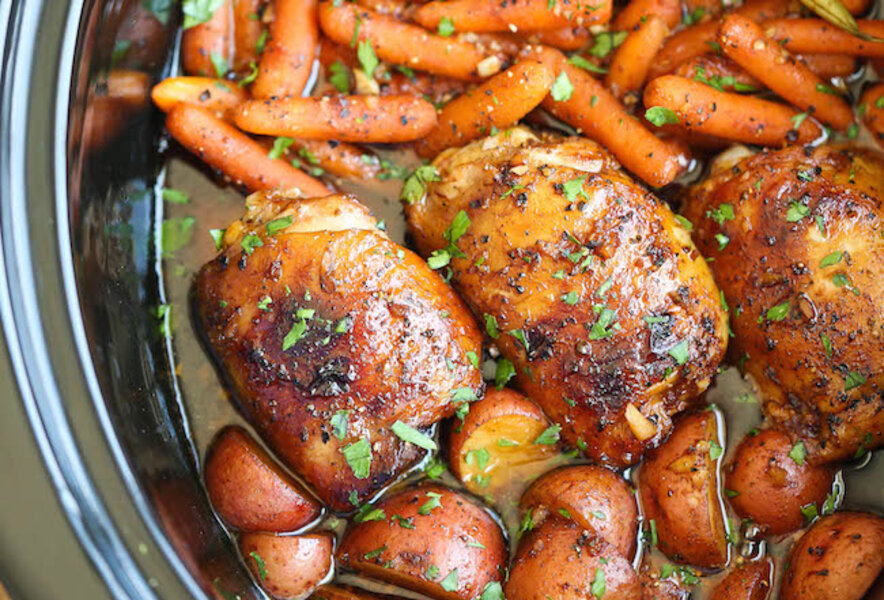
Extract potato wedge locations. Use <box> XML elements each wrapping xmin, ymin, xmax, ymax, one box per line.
<box><xmin>781</xmin><ymin>512</ymin><xmax>884</xmax><ymax>600</ymax></box>
<box><xmin>205</xmin><ymin>426</ymin><xmax>322</xmax><ymax>533</ymax></box>
<box><xmin>725</xmin><ymin>429</ymin><xmax>834</xmax><ymax>535</ymax></box>
<box><xmin>638</xmin><ymin>410</ymin><xmax>729</xmax><ymax>569</ymax></box>
<box><xmin>448</xmin><ymin>388</ymin><xmax>557</xmax><ymax>494</ymax></box>
<box><xmin>710</xmin><ymin>558</ymin><xmax>773</xmax><ymax>600</ymax></box>
<box><xmin>520</xmin><ymin>465</ymin><xmax>638</xmax><ymax>558</ymax></box>
<box><xmin>239</xmin><ymin>532</ymin><xmax>334</xmax><ymax>599</ymax></box>
<box><xmin>337</xmin><ymin>485</ymin><xmax>507</xmax><ymax>600</ymax></box>
<box><xmin>505</xmin><ymin>517</ymin><xmax>641</xmax><ymax>600</ymax></box>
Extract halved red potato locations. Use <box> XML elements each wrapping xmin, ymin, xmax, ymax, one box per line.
<box><xmin>448</xmin><ymin>388</ymin><xmax>557</xmax><ymax>494</ymax></box>
<box><xmin>505</xmin><ymin>517</ymin><xmax>641</xmax><ymax>600</ymax></box>
<box><xmin>638</xmin><ymin>410</ymin><xmax>729</xmax><ymax>569</ymax></box>
<box><xmin>520</xmin><ymin>465</ymin><xmax>638</xmax><ymax>558</ymax></box>
<box><xmin>780</xmin><ymin>512</ymin><xmax>884</xmax><ymax>600</ymax></box>
<box><xmin>239</xmin><ymin>532</ymin><xmax>334</xmax><ymax>599</ymax></box>
<box><xmin>710</xmin><ymin>558</ymin><xmax>773</xmax><ymax>600</ymax></box>
<box><xmin>725</xmin><ymin>429</ymin><xmax>835</xmax><ymax>535</ymax></box>
<box><xmin>205</xmin><ymin>426</ymin><xmax>322</xmax><ymax>532</ymax></box>
<box><xmin>337</xmin><ymin>485</ymin><xmax>507</xmax><ymax>600</ymax></box>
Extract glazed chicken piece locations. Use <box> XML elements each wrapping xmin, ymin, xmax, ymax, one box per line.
<box><xmin>404</xmin><ymin>127</ymin><xmax>728</xmax><ymax>465</ymax></box>
<box><xmin>683</xmin><ymin>145</ymin><xmax>884</xmax><ymax>464</ymax></box>
<box><xmin>195</xmin><ymin>192</ymin><xmax>483</xmax><ymax>511</ymax></box>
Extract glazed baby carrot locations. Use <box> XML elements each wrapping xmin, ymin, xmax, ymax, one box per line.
<box><xmin>762</xmin><ymin>19</ymin><xmax>884</xmax><ymax>57</ymax></box>
<box><xmin>528</xmin><ymin>46</ymin><xmax>685</xmax><ymax>187</ymax></box>
<box><xmin>318</xmin><ymin>1</ymin><xmax>489</xmax><ymax>81</ymax></box>
<box><xmin>612</xmin><ymin>0</ymin><xmax>681</xmax><ymax>31</ymax></box>
<box><xmin>859</xmin><ymin>83</ymin><xmax>884</xmax><ymax>148</ymax></box>
<box><xmin>234</xmin><ymin>94</ymin><xmax>438</xmax><ymax>142</ymax></box>
<box><xmin>643</xmin><ymin>75</ymin><xmax>823</xmax><ymax>146</ymax></box>
<box><xmin>151</xmin><ymin>77</ymin><xmax>248</xmax><ymax>119</ymax></box>
<box><xmin>797</xmin><ymin>54</ymin><xmax>857</xmax><ymax>78</ymax></box>
<box><xmin>380</xmin><ymin>71</ymin><xmax>467</xmax><ymax>104</ymax></box>
<box><xmin>233</xmin><ymin>0</ymin><xmax>264</xmax><ymax>74</ymax></box>
<box><xmin>413</xmin><ymin>0</ymin><xmax>613</xmax><ymax>33</ymax></box>
<box><xmin>606</xmin><ymin>16</ymin><xmax>669</xmax><ymax>100</ymax></box>
<box><xmin>841</xmin><ymin>0</ymin><xmax>872</xmax><ymax>14</ymax></box>
<box><xmin>181</xmin><ymin>0</ymin><xmax>233</xmax><ymax>77</ymax></box>
<box><xmin>166</xmin><ymin>104</ymin><xmax>330</xmax><ymax>195</ymax></box>
<box><xmin>674</xmin><ymin>55</ymin><xmax>762</xmax><ymax>92</ymax></box>
<box><xmin>415</xmin><ymin>59</ymin><xmax>555</xmax><ymax>158</ymax></box>
<box><xmin>252</xmin><ymin>0</ymin><xmax>319</xmax><ymax>98</ymax></box>
<box><xmin>719</xmin><ymin>14</ymin><xmax>854</xmax><ymax>130</ymax></box>
<box><xmin>264</xmin><ymin>138</ymin><xmax>382</xmax><ymax>180</ymax></box>
<box><xmin>355</xmin><ymin>0</ymin><xmax>410</xmax><ymax>17</ymax></box>
<box><xmin>524</xmin><ymin>27</ymin><xmax>592</xmax><ymax>51</ymax></box>
<box><xmin>647</xmin><ymin>21</ymin><xmax>719</xmax><ymax>79</ymax></box>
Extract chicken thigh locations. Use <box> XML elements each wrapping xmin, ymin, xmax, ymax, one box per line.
<box><xmin>405</xmin><ymin>128</ymin><xmax>728</xmax><ymax>465</ymax></box>
<box><xmin>683</xmin><ymin>145</ymin><xmax>884</xmax><ymax>463</ymax></box>
<box><xmin>195</xmin><ymin>192</ymin><xmax>483</xmax><ymax>510</ymax></box>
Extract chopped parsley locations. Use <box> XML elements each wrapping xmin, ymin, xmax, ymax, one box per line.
<box><xmin>391</xmin><ymin>421</ymin><xmax>437</xmax><ymax>450</ymax></box>
<box><xmin>789</xmin><ymin>440</ymin><xmax>806</xmax><ymax>466</ymax></box>
<box><xmin>551</xmin><ymin>71</ymin><xmax>574</xmax><ymax>102</ymax></box>
<box><xmin>342</xmin><ymin>438</ymin><xmax>372</xmax><ymax>479</ymax></box>
<box><xmin>645</xmin><ymin>106</ymin><xmax>679</xmax><ymax>126</ymax></box>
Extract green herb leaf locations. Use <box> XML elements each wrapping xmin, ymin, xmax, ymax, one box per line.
<box><xmin>533</xmin><ymin>424</ymin><xmax>561</xmax><ymax>445</ymax></box>
<box><xmin>845</xmin><ymin>371</ymin><xmax>866</xmax><ymax>391</ymax></box>
<box><xmin>328</xmin><ymin>60</ymin><xmax>351</xmax><ymax>93</ymax></box>
<box><xmin>437</xmin><ymin>16</ymin><xmax>455</xmax><ymax>37</ymax></box>
<box><xmin>786</xmin><ymin>201</ymin><xmax>810</xmax><ymax>222</ymax></box>
<box><xmin>789</xmin><ymin>440</ymin><xmax>806</xmax><ymax>466</ymax></box>
<box><xmin>561</xmin><ymin>291</ymin><xmax>580</xmax><ymax>305</ymax></box>
<box><xmin>440</xmin><ymin>569</ymin><xmax>458</xmax><ymax>592</ymax></box>
<box><xmin>209</xmin><ymin>228</ymin><xmax>225</xmax><ymax>251</ymax></box>
<box><xmin>391</xmin><ymin>421</ymin><xmax>437</xmax><ymax>450</ymax></box>
<box><xmin>820</xmin><ymin>251</ymin><xmax>843</xmax><ymax>268</ymax></box>
<box><xmin>645</xmin><ymin>106</ymin><xmax>679</xmax><ymax>126</ymax></box>
<box><xmin>342</xmin><ymin>438</ymin><xmax>372</xmax><ymax>479</ymax></box>
<box><xmin>282</xmin><ymin>319</ymin><xmax>307</xmax><ymax>350</ymax></box>
<box><xmin>182</xmin><ymin>0</ymin><xmax>225</xmax><ymax>29</ymax></box>
<box><xmin>766</xmin><ymin>301</ymin><xmax>791</xmax><ymax>321</ymax></box>
<box><xmin>484</xmin><ymin>313</ymin><xmax>499</xmax><ymax>339</ymax></box>
<box><xmin>419</xmin><ymin>491</ymin><xmax>443</xmax><ymax>515</ymax></box>
<box><xmin>494</xmin><ymin>357</ymin><xmax>516</xmax><ymax>390</ymax></box>
<box><xmin>709</xmin><ymin>440</ymin><xmax>723</xmax><ymax>460</ymax></box>
<box><xmin>265</xmin><ymin>216</ymin><xmax>293</xmax><ymax>235</ymax></box>
<box><xmin>707</xmin><ymin>203</ymin><xmax>735</xmax><ymax>225</ymax></box>
<box><xmin>357</xmin><ymin>40</ymin><xmax>378</xmax><ymax>79</ymax></box>
<box><xmin>591</xmin><ymin>567</ymin><xmax>606</xmax><ymax>599</ymax></box>
<box><xmin>161</xmin><ymin>217</ymin><xmax>196</xmax><ymax>257</ymax></box>
<box><xmin>400</xmin><ymin>165</ymin><xmax>440</xmax><ymax>205</ymax></box>
<box><xmin>668</xmin><ymin>339</ymin><xmax>689</xmax><ymax>365</ymax></box>
<box><xmin>479</xmin><ymin>581</ymin><xmax>505</xmax><ymax>600</ymax></box>
<box><xmin>161</xmin><ymin>188</ymin><xmax>190</xmax><ymax>204</ymax></box>
<box><xmin>551</xmin><ymin>71</ymin><xmax>574</xmax><ymax>102</ymax></box>
<box><xmin>330</xmin><ymin>410</ymin><xmax>349</xmax><ymax>440</ymax></box>
<box><xmin>567</xmin><ymin>55</ymin><xmax>607</xmax><ymax>74</ymax></box>
<box><xmin>210</xmin><ymin>51</ymin><xmax>228</xmax><ymax>78</ymax></box>
<box><xmin>589</xmin><ymin>31</ymin><xmax>627</xmax><ymax>57</ymax></box>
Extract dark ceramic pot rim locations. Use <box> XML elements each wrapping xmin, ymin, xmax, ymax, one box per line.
<box><xmin>0</xmin><ymin>2</ymin><xmax>207</xmax><ymax>598</ymax></box>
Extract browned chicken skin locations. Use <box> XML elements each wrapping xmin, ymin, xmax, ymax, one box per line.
<box><xmin>405</xmin><ymin>128</ymin><xmax>729</xmax><ymax>465</ymax></box>
<box><xmin>684</xmin><ymin>145</ymin><xmax>884</xmax><ymax>464</ymax></box>
<box><xmin>195</xmin><ymin>192</ymin><xmax>483</xmax><ymax>511</ymax></box>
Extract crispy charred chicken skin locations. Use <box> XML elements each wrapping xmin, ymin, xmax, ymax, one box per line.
<box><xmin>195</xmin><ymin>192</ymin><xmax>483</xmax><ymax>510</ymax></box>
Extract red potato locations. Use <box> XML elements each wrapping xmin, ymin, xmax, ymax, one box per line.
<box><xmin>638</xmin><ymin>410</ymin><xmax>729</xmax><ymax>569</ymax></box>
<box><xmin>337</xmin><ymin>485</ymin><xmax>507</xmax><ymax>600</ymax></box>
<box><xmin>181</xmin><ymin>0</ymin><xmax>233</xmax><ymax>77</ymax></box>
<box><xmin>447</xmin><ymin>388</ymin><xmax>556</xmax><ymax>495</ymax></box>
<box><xmin>311</xmin><ymin>585</ymin><xmax>407</xmax><ymax>600</ymax></box>
<box><xmin>234</xmin><ymin>94</ymin><xmax>438</xmax><ymax>143</ymax></box>
<box><xmin>239</xmin><ymin>532</ymin><xmax>333</xmax><ymax>599</ymax></box>
<box><xmin>505</xmin><ymin>518</ymin><xmax>641</xmax><ymax>600</ymax></box>
<box><xmin>781</xmin><ymin>512</ymin><xmax>884</xmax><ymax>600</ymax></box>
<box><xmin>724</xmin><ymin>429</ymin><xmax>835</xmax><ymax>536</ymax></box>
<box><xmin>710</xmin><ymin>558</ymin><xmax>773</xmax><ymax>600</ymax></box>
<box><xmin>204</xmin><ymin>426</ymin><xmax>322</xmax><ymax>533</ymax></box>
<box><xmin>520</xmin><ymin>465</ymin><xmax>638</xmax><ymax>558</ymax></box>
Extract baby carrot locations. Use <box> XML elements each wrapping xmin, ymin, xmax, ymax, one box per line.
<box><xmin>674</xmin><ymin>55</ymin><xmax>762</xmax><ymax>92</ymax></box>
<box><xmin>252</xmin><ymin>0</ymin><xmax>319</xmax><ymax>98</ymax></box>
<box><xmin>166</xmin><ymin>104</ymin><xmax>330</xmax><ymax>195</ymax></box>
<box><xmin>797</xmin><ymin>54</ymin><xmax>857</xmax><ymax>79</ymax></box>
<box><xmin>151</xmin><ymin>76</ymin><xmax>248</xmax><ymax>119</ymax></box>
<box><xmin>415</xmin><ymin>59</ymin><xmax>555</xmax><ymax>158</ymax></box>
<box><xmin>181</xmin><ymin>0</ymin><xmax>233</xmax><ymax>77</ymax></box>
<box><xmin>414</xmin><ymin>0</ymin><xmax>613</xmax><ymax>33</ymax></box>
<box><xmin>647</xmin><ymin>21</ymin><xmax>719</xmax><ymax>79</ymax></box>
<box><xmin>606</xmin><ymin>16</ymin><xmax>669</xmax><ymax>100</ymax></box>
<box><xmin>528</xmin><ymin>46</ymin><xmax>685</xmax><ymax>187</ymax></box>
<box><xmin>643</xmin><ymin>75</ymin><xmax>823</xmax><ymax>146</ymax></box>
<box><xmin>266</xmin><ymin>138</ymin><xmax>382</xmax><ymax>180</ymax></box>
<box><xmin>612</xmin><ymin>0</ymin><xmax>681</xmax><ymax>31</ymax></box>
<box><xmin>233</xmin><ymin>0</ymin><xmax>264</xmax><ymax>74</ymax></box>
<box><xmin>234</xmin><ymin>94</ymin><xmax>438</xmax><ymax>142</ymax></box>
<box><xmin>859</xmin><ymin>83</ymin><xmax>884</xmax><ymax>148</ymax></box>
<box><xmin>719</xmin><ymin>13</ymin><xmax>854</xmax><ymax>130</ymax></box>
<box><xmin>318</xmin><ymin>1</ymin><xmax>489</xmax><ymax>81</ymax></box>
<box><xmin>762</xmin><ymin>19</ymin><xmax>884</xmax><ymax>58</ymax></box>
<box><xmin>524</xmin><ymin>27</ymin><xmax>592</xmax><ymax>51</ymax></box>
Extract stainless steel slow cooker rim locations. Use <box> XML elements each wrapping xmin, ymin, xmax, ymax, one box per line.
<box><xmin>0</xmin><ymin>1</ymin><xmax>211</xmax><ymax>598</ymax></box>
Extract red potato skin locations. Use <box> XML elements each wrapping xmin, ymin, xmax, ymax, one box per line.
<box><xmin>239</xmin><ymin>532</ymin><xmax>333</xmax><ymax>598</ymax></box>
<box><xmin>520</xmin><ymin>465</ymin><xmax>638</xmax><ymax>558</ymax></box>
<box><xmin>725</xmin><ymin>429</ymin><xmax>835</xmax><ymax>536</ymax></box>
<box><xmin>781</xmin><ymin>512</ymin><xmax>884</xmax><ymax>600</ymax></box>
<box><xmin>505</xmin><ymin>518</ymin><xmax>641</xmax><ymax>600</ymax></box>
<box><xmin>337</xmin><ymin>485</ymin><xmax>507</xmax><ymax>600</ymax></box>
<box><xmin>710</xmin><ymin>558</ymin><xmax>773</xmax><ymax>600</ymax></box>
<box><xmin>638</xmin><ymin>410</ymin><xmax>729</xmax><ymax>569</ymax></box>
<box><xmin>311</xmin><ymin>584</ymin><xmax>408</xmax><ymax>600</ymax></box>
<box><xmin>181</xmin><ymin>0</ymin><xmax>233</xmax><ymax>76</ymax></box>
<box><xmin>204</xmin><ymin>426</ymin><xmax>321</xmax><ymax>533</ymax></box>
